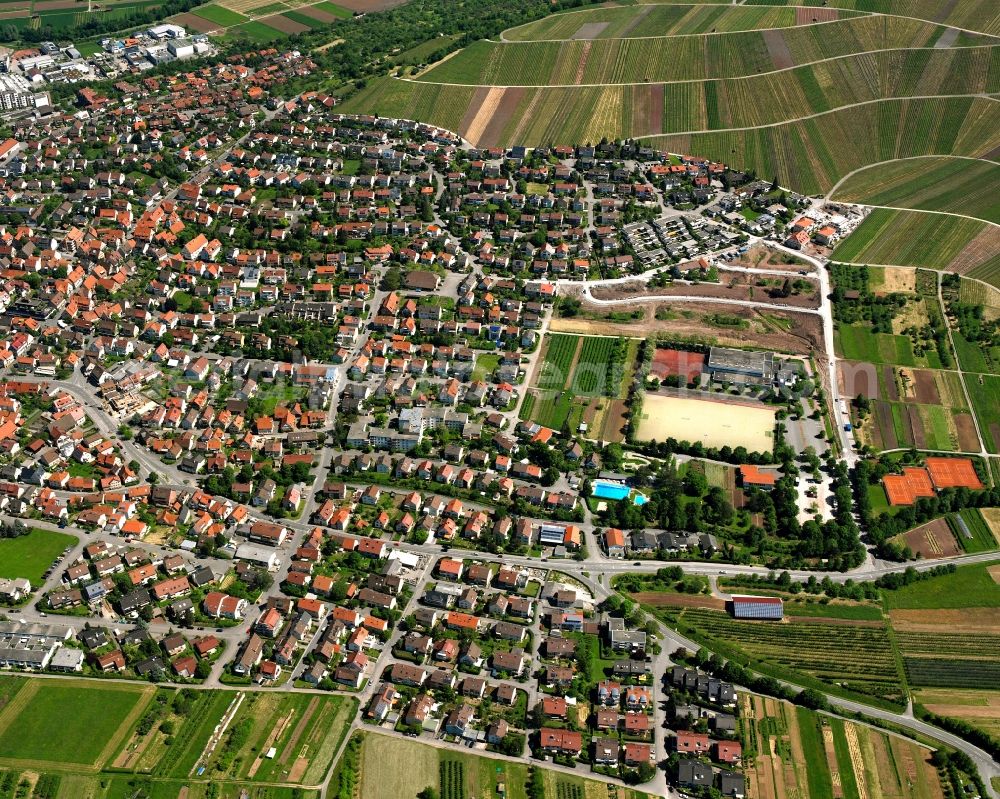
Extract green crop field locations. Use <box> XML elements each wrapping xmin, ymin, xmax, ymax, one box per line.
<box><xmin>0</xmin><ymin>528</ymin><xmax>77</xmax><ymax>584</ymax></box>
<box><xmin>952</xmin><ymin>332</ymin><xmax>1000</xmax><ymax>374</ymax></box>
<box><xmin>313</xmin><ymin>1</ymin><xmax>352</xmax><ymax>17</ymax></box>
<box><xmin>833</xmin><ymin>208</ymin><xmax>1000</xmax><ymax>280</ymax></box>
<box><xmin>663</xmin><ymin>607</ymin><xmax>907</xmax><ymax>707</ymax></box>
<box><xmin>967</xmin><ymin>373</ymin><xmax>1000</xmax><ymax>452</ymax></box>
<box><xmin>420</xmin><ymin>16</ymin><xmax>952</xmax><ymax>85</ymax></box>
<box><xmin>570</xmin><ymin>336</ymin><xmax>626</xmax><ymax>397</ymax></box>
<box><xmin>503</xmin><ymin>4</ymin><xmax>820</xmax><ymax>41</ymax></box>
<box><xmin>279</xmin><ymin>9</ymin><xmax>327</xmax><ymax>28</ymax></box>
<box><xmin>834</xmin><ymin>324</ymin><xmax>928</xmax><ymax>367</ymax></box>
<box><xmin>830</xmin><ymin>156</ymin><xmax>1000</xmax><ymax>225</ymax></box>
<box><xmin>898</xmin><ymin>629</ymin><xmax>1000</xmax><ymax>688</ymax></box>
<box><xmin>524</xmin><ymin>334</ymin><xmax>634</xmax><ymax>433</ymax></box>
<box><xmin>743</xmin><ymin>0</ymin><xmax>1000</xmax><ymax>35</ymax></box>
<box><xmin>192</xmin><ymin>3</ymin><xmax>249</xmax><ymax>26</ymax></box>
<box><xmin>76</xmin><ymin>778</ymin><xmax>318</xmax><ymax>799</ymax></box>
<box><xmin>950</xmin><ymin>508</ymin><xmax>998</xmax><ymax>553</ymax></box>
<box><xmin>194</xmin><ymin>693</ymin><xmax>356</xmax><ymax>783</ymax></box>
<box><xmin>0</xmin><ymin>680</ymin><xmax>152</xmax><ymax>769</ymax></box>
<box><xmin>353</xmin><ymin>733</ymin><xmax>653</xmax><ymax>799</ymax></box>
<box><xmin>883</xmin><ymin>560</ymin><xmax>1000</xmax><ymax>609</ymax></box>
<box><xmin>535</xmin><ymin>333</ymin><xmax>579</xmax><ymax>391</ymax></box>
<box><xmin>648</xmin><ymin>96</ymin><xmax>1000</xmax><ymax>196</ymax></box>
<box><xmin>149</xmin><ymin>691</ymin><xmax>238</xmax><ymax>777</ymax></box>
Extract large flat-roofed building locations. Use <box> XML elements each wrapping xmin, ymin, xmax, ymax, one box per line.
<box><xmin>0</xmin><ymin>621</ymin><xmax>73</xmax><ymax>669</ymax></box>
<box><xmin>707</xmin><ymin>347</ymin><xmax>776</xmax><ymax>385</ymax></box>
<box><xmin>730</xmin><ymin>595</ymin><xmax>783</xmax><ymax>620</ymax></box>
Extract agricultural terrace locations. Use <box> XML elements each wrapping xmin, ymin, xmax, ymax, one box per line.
<box><xmin>342</xmin><ymin>86</ymin><xmax>1000</xmax><ymax>182</ymax></box>
<box><xmin>351</xmin><ymin>733</ymin><xmax>654</xmax><ymax>799</ymax></box>
<box><xmin>660</xmin><ymin>607</ymin><xmax>907</xmax><ymax>708</ymax></box>
<box><xmin>420</xmin><ymin>16</ymin><xmax>962</xmax><ymax>85</ymax></box>
<box><xmin>739</xmin><ymin>693</ymin><xmax>945</xmax><ymax>799</ymax></box>
<box><xmin>502</xmin><ymin>4</ymin><xmax>866</xmax><ymax>41</ymax></box>
<box><xmin>523</xmin><ymin>333</ymin><xmax>636</xmax><ymax>439</ymax></box>
<box><xmin>0</xmin><ymin>678</ymin><xmax>153</xmax><ymax>770</ymax></box>
<box><xmin>833</xmin><ymin>209</ymin><xmax>1000</xmax><ymax>286</ymax></box>
<box><xmin>0</xmin><ymin>528</ymin><xmax>77</xmax><ymax>584</ymax></box>
<box><xmin>829</xmin><ymin>156</ymin><xmax>1000</xmax><ymax>225</ymax></box>
<box><xmin>386</xmin><ymin>46</ymin><xmax>1000</xmax><ymax>144</ymax></box>
<box><xmin>743</xmin><ymin>0</ymin><xmax>1000</xmax><ymax>36</ymax></box>
<box><xmin>635</xmin><ymin>393</ymin><xmax>776</xmax><ymax>453</ymax></box>
<box><xmin>644</xmin><ymin>96</ymin><xmax>1000</xmax><ymax>197</ymax></box>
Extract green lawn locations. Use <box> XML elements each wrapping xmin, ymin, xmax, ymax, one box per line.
<box><xmin>966</xmin><ymin>373</ymin><xmax>1000</xmax><ymax>452</ymax></box>
<box><xmin>0</xmin><ymin>529</ymin><xmax>77</xmax><ymax>584</ymax></box>
<box><xmin>314</xmin><ymin>0</ymin><xmax>353</xmax><ymax>17</ymax></box>
<box><xmin>952</xmin><ymin>508</ymin><xmax>998</xmax><ymax>554</ymax></box>
<box><xmin>867</xmin><ymin>483</ymin><xmax>893</xmax><ymax>516</ymax></box>
<box><xmin>883</xmin><ymin>560</ymin><xmax>1000</xmax><ymax>609</ymax></box>
<box><xmin>230</xmin><ymin>20</ymin><xmax>284</xmax><ymax>40</ymax></box>
<box><xmin>191</xmin><ymin>3</ymin><xmax>248</xmax><ymax>25</ymax></box>
<box><xmin>0</xmin><ymin>681</ymin><xmax>150</xmax><ymax>767</ymax></box>
<box><xmin>472</xmin><ymin>353</ymin><xmax>500</xmax><ymax>382</ymax></box>
<box><xmin>835</xmin><ymin>324</ymin><xmax>918</xmax><ymax>367</ymax></box>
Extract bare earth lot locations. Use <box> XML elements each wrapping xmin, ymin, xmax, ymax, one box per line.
<box><xmin>636</xmin><ymin>392</ymin><xmax>776</xmax><ymax>451</ymax></box>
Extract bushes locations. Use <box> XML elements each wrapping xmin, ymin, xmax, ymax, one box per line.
<box><xmin>438</xmin><ymin>759</ymin><xmax>466</xmax><ymax>799</ymax></box>
<box><xmin>332</xmin><ymin>737</ymin><xmax>360</xmax><ymax>799</ymax></box>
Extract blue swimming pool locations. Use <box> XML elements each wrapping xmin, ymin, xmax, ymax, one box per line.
<box><xmin>593</xmin><ymin>480</ymin><xmax>647</xmax><ymax>505</ymax></box>
<box><xmin>593</xmin><ymin>480</ymin><xmax>630</xmax><ymax>500</ymax></box>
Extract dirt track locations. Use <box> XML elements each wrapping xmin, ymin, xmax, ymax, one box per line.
<box><xmin>550</xmin><ymin>303</ymin><xmax>824</xmax><ymax>355</ymax></box>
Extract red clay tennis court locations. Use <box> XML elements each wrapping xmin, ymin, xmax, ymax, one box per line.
<box><xmin>883</xmin><ymin>466</ymin><xmax>936</xmax><ymax>506</ymax></box>
<box><xmin>924</xmin><ymin>457</ymin><xmax>983</xmax><ymax>490</ymax></box>
<box><xmin>650</xmin><ymin>348</ymin><xmax>705</xmax><ymax>383</ymax></box>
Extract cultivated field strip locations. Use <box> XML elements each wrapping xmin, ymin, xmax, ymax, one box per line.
<box><xmin>503</xmin><ymin>4</ymin><xmax>854</xmax><ymax>41</ymax></box>
<box><xmin>833</xmin><ymin>208</ymin><xmax>1000</xmax><ymax>281</ymax></box>
<box><xmin>647</xmin><ymin>96</ymin><xmax>1000</xmax><ymax>195</ymax></box>
<box><xmin>419</xmin><ymin>15</ymin><xmax>954</xmax><ymax>85</ymax></box>
<box><xmin>676</xmin><ymin>608</ymin><xmax>907</xmax><ymax>703</ymax></box>
<box><xmin>744</xmin><ymin>0</ymin><xmax>1000</xmax><ymax>36</ymax></box>
<box><xmin>831</xmin><ymin>157</ymin><xmax>1000</xmax><ymax>224</ymax></box>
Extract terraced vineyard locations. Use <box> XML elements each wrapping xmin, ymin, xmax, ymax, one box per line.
<box><xmin>830</xmin><ymin>156</ymin><xmax>1000</xmax><ymax>224</ymax></box>
<box><xmin>743</xmin><ymin>0</ymin><xmax>1000</xmax><ymax>36</ymax></box>
<box><xmin>666</xmin><ymin>607</ymin><xmax>907</xmax><ymax>708</ymax></box>
<box><xmin>833</xmin><ymin>208</ymin><xmax>1000</xmax><ymax>284</ymax></box>
<box><xmin>502</xmin><ymin>4</ymin><xmax>860</xmax><ymax>41</ymax></box>
<box><xmin>647</xmin><ymin>96</ymin><xmax>1000</xmax><ymax>198</ymax></box>
<box><xmin>419</xmin><ymin>15</ymin><xmax>952</xmax><ymax>85</ymax></box>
